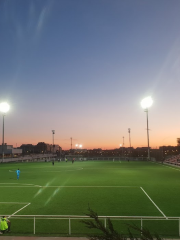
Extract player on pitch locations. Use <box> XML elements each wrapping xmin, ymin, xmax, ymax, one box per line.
<box><xmin>16</xmin><ymin>168</ymin><xmax>20</xmax><ymax>180</ymax></box>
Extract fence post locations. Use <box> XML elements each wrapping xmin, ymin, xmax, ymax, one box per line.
<box><xmin>141</xmin><ymin>218</ymin><xmax>143</xmax><ymax>235</ymax></box>
<box><xmin>104</xmin><ymin>218</ymin><xmax>106</xmax><ymax>228</ymax></box>
<box><xmin>69</xmin><ymin>218</ymin><xmax>71</xmax><ymax>235</ymax></box>
<box><xmin>34</xmin><ymin>217</ymin><xmax>35</xmax><ymax>234</ymax></box>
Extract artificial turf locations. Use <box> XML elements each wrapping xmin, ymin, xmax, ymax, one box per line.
<box><xmin>0</xmin><ymin>160</ymin><xmax>180</xmax><ymax>237</ymax></box>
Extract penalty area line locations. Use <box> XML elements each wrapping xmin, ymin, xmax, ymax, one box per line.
<box><xmin>8</xmin><ymin>203</ymin><xmax>31</xmax><ymax>218</ymax></box>
<box><xmin>140</xmin><ymin>187</ymin><xmax>167</xmax><ymax>218</ymax></box>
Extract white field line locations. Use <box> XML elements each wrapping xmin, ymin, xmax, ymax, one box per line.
<box><xmin>0</xmin><ymin>183</ymin><xmax>19</xmax><ymax>184</ymax></box>
<box><xmin>0</xmin><ymin>183</ymin><xmax>41</xmax><ymax>187</ymax></box>
<box><xmin>8</xmin><ymin>203</ymin><xmax>31</xmax><ymax>218</ymax></box>
<box><xmin>0</xmin><ymin>186</ymin><xmax>42</xmax><ymax>188</ymax></box>
<box><xmin>9</xmin><ymin>168</ymin><xmax>83</xmax><ymax>173</ymax></box>
<box><xmin>0</xmin><ymin>185</ymin><xmax>138</xmax><ymax>188</ymax></box>
<box><xmin>40</xmin><ymin>186</ymin><xmax>137</xmax><ymax>187</ymax></box>
<box><xmin>150</xmin><ymin>161</ymin><xmax>180</xmax><ymax>172</ymax></box>
<box><xmin>0</xmin><ymin>202</ymin><xmax>30</xmax><ymax>204</ymax></box>
<box><xmin>164</xmin><ymin>165</ymin><xmax>180</xmax><ymax>172</ymax></box>
<box><xmin>140</xmin><ymin>187</ymin><xmax>166</xmax><ymax>218</ymax></box>
<box><xmin>41</xmin><ymin>169</ymin><xmax>83</xmax><ymax>172</ymax></box>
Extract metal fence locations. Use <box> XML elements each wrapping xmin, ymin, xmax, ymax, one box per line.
<box><xmin>1</xmin><ymin>215</ymin><xmax>180</xmax><ymax>236</ymax></box>
<box><xmin>1</xmin><ymin>156</ymin><xmax>156</xmax><ymax>163</ymax></box>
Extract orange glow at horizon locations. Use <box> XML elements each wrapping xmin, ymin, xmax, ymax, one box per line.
<box><xmin>6</xmin><ymin>136</ymin><xmax>178</xmax><ymax>150</ymax></box>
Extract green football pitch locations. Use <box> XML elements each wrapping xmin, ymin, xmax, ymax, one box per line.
<box><xmin>0</xmin><ymin>160</ymin><xmax>180</xmax><ymax>237</ymax></box>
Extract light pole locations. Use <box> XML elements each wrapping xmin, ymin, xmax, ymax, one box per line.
<box><xmin>0</xmin><ymin>102</ymin><xmax>10</xmax><ymax>162</ymax></box>
<box><xmin>52</xmin><ymin>130</ymin><xmax>55</xmax><ymax>157</ymax></box>
<box><xmin>122</xmin><ymin>136</ymin><xmax>124</xmax><ymax>159</ymax></box>
<box><xmin>70</xmin><ymin>137</ymin><xmax>72</xmax><ymax>150</ymax></box>
<box><xmin>128</xmin><ymin>128</ymin><xmax>131</xmax><ymax>157</ymax></box>
<box><xmin>141</xmin><ymin>96</ymin><xmax>153</xmax><ymax>161</ymax></box>
<box><xmin>128</xmin><ymin>128</ymin><xmax>131</xmax><ymax>147</ymax></box>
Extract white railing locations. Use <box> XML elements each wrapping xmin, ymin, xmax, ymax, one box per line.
<box><xmin>1</xmin><ymin>215</ymin><xmax>180</xmax><ymax>236</ymax></box>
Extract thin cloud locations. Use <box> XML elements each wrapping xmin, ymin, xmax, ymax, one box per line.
<box><xmin>34</xmin><ymin>1</ymin><xmax>53</xmax><ymax>41</ymax></box>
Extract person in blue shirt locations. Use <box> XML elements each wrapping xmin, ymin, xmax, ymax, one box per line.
<box><xmin>16</xmin><ymin>169</ymin><xmax>20</xmax><ymax>180</ymax></box>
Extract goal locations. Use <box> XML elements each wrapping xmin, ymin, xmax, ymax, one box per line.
<box><xmin>65</xmin><ymin>155</ymin><xmax>83</xmax><ymax>161</ymax></box>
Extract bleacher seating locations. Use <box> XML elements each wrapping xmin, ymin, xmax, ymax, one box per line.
<box><xmin>1</xmin><ymin>154</ymin><xmax>56</xmax><ymax>163</ymax></box>
<box><xmin>164</xmin><ymin>154</ymin><xmax>180</xmax><ymax>166</ymax></box>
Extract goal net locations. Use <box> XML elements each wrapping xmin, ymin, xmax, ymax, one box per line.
<box><xmin>65</xmin><ymin>155</ymin><xmax>83</xmax><ymax>161</ymax></box>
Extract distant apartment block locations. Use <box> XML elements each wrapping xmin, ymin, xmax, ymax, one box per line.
<box><xmin>0</xmin><ymin>144</ymin><xmax>22</xmax><ymax>156</ymax></box>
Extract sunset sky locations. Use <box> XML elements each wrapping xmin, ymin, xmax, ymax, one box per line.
<box><xmin>0</xmin><ymin>0</ymin><xmax>180</xmax><ymax>150</ymax></box>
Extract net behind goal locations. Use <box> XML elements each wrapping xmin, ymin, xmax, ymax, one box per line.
<box><xmin>65</xmin><ymin>155</ymin><xmax>83</xmax><ymax>161</ymax></box>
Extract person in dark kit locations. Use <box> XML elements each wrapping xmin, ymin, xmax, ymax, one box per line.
<box><xmin>52</xmin><ymin>160</ymin><xmax>54</xmax><ymax>165</ymax></box>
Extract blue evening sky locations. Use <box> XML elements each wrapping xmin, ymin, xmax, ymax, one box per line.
<box><xmin>0</xmin><ymin>0</ymin><xmax>180</xmax><ymax>149</ymax></box>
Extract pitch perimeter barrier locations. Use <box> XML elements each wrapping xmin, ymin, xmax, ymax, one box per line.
<box><xmin>82</xmin><ymin>157</ymin><xmax>150</xmax><ymax>161</ymax></box>
<box><xmin>1</xmin><ymin>215</ymin><xmax>180</xmax><ymax>236</ymax></box>
<box><xmin>65</xmin><ymin>157</ymin><xmax>154</xmax><ymax>161</ymax></box>
<box><xmin>1</xmin><ymin>156</ymin><xmax>156</xmax><ymax>162</ymax></box>
<box><xmin>1</xmin><ymin>154</ymin><xmax>57</xmax><ymax>163</ymax></box>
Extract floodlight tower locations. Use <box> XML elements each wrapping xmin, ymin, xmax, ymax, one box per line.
<box><xmin>52</xmin><ymin>130</ymin><xmax>55</xmax><ymax>155</ymax></box>
<box><xmin>122</xmin><ymin>136</ymin><xmax>124</xmax><ymax>158</ymax></box>
<box><xmin>0</xmin><ymin>102</ymin><xmax>10</xmax><ymax>162</ymax></box>
<box><xmin>141</xmin><ymin>96</ymin><xmax>153</xmax><ymax>161</ymax></box>
<box><xmin>128</xmin><ymin>128</ymin><xmax>131</xmax><ymax>147</ymax></box>
<box><xmin>70</xmin><ymin>137</ymin><xmax>72</xmax><ymax>150</ymax></box>
<box><xmin>128</xmin><ymin>128</ymin><xmax>131</xmax><ymax>158</ymax></box>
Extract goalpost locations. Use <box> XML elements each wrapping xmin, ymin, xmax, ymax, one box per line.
<box><xmin>65</xmin><ymin>155</ymin><xmax>83</xmax><ymax>161</ymax></box>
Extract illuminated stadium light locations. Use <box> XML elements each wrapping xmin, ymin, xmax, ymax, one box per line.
<box><xmin>140</xmin><ymin>96</ymin><xmax>153</xmax><ymax>109</ymax></box>
<box><xmin>0</xmin><ymin>102</ymin><xmax>10</xmax><ymax>113</ymax></box>
<box><xmin>75</xmin><ymin>144</ymin><xmax>82</xmax><ymax>149</ymax></box>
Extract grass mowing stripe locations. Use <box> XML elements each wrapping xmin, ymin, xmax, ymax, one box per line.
<box><xmin>140</xmin><ymin>187</ymin><xmax>167</xmax><ymax>218</ymax></box>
